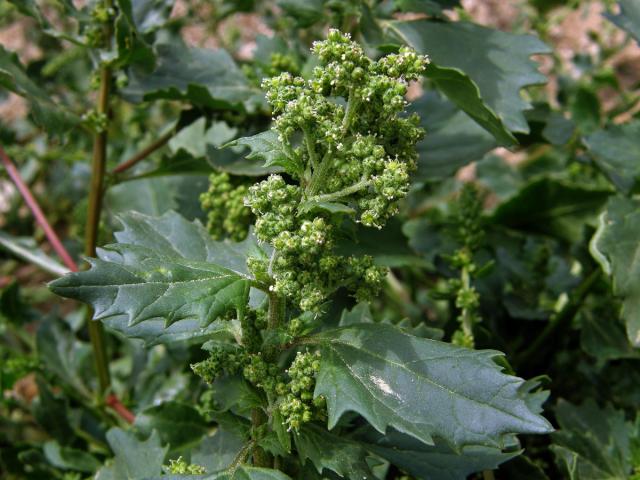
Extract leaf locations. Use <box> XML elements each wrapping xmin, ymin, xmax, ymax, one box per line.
<box><xmin>0</xmin><ymin>231</ymin><xmax>69</xmax><ymax>277</ymax></box>
<box><xmin>114</xmin><ymin>0</ymin><xmax>156</xmax><ymax>70</ymax></box>
<box><xmin>97</xmin><ymin>428</ymin><xmax>167</xmax><ymax>479</ymax></box>
<box><xmin>135</xmin><ymin>401</ymin><xmax>209</xmax><ymax>451</ymax></box>
<box><xmin>361</xmin><ymin>429</ymin><xmax>519</xmax><ymax>480</ymax></box>
<box><xmin>384</xmin><ymin>20</ymin><xmax>551</xmax><ymax>140</ymax></box>
<box><xmin>226</xmin><ymin>130</ymin><xmax>300</xmax><ymax>176</ymax></box>
<box><xmin>42</xmin><ymin>440</ymin><xmax>101</xmax><ymax>473</ymax></box>
<box><xmin>278</xmin><ymin>0</ymin><xmax>324</xmax><ymax>27</ymax></box>
<box><xmin>550</xmin><ymin>400</ymin><xmax>636</xmax><ymax>480</ymax></box>
<box><xmin>36</xmin><ymin>320</ymin><xmax>92</xmax><ymax>397</ymax></box>
<box><xmin>580</xmin><ymin>313</ymin><xmax>640</xmax><ymax>362</ymax></box>
<box><xmin>0</xmin><ymin>46</ymin><xmax>79</xmax><ymax>136</ymax></box>
<box><xmin>129</xmin><ymin>0</ymin><xmax>175</xmax><ymax>32</ymax></box>
<box><xmin>410</xmin><ymin>91</ymin><xmax>497</xmax><ymax>182</ymax></box>
<box><xmin>583</xmin><ymin>121</ymin><xmax>640</xmax><ymax>194</ymax></box>
<box><xmin>606</xmin><ymin>0</ymin><xmax>640</xmax><ymax>44</ymax></box>
<box><xmin>158</xmin><ymin>467</ymin><xmax>293</xmax><ymax>480</ymax></box>
<box><xmin>590</xmin><ymin>196</ymin><xmax>640</xmax><ymax>346</ymax></box>
<box><xmin>394</xmin><ymin>0</ymin><xmax>460</xmax><ymax>16</ymax></box>
<box><xmin>293</xmin><ymin>424</ymin><xmax>373</xmax><ymax>478</ymax></box>
<box><xmin>50</xmin><ymin>211</ymin><xmax>264</xmax><ymax>329</ymax></box>
<box><xmin>121</xmin><ymin>42</ymin><xmax>264</xmax><ymax>112</ymax></box>
<box><xmin>492</xmin><ymin>178</ymin><xmax>611</xmax><ymax>243</ymax></box>
<box><xmin>191</xmin><ymin>428</ymin><xmax>245</xmax><ymax>474</ymax></box>
<box><xmin>307</xmin><ymin>323</ymin><xmax>552</xmax><ymax>449</ymax></box>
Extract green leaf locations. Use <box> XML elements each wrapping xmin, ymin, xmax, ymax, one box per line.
<box><xmin>361</xmin><ymin>430</ymin><xmax>519</xmax><ymax>480</ymax></box>
<box><xmin>590</xmin><ymin>196</ymin><xmax>640</xmax><ymax>346</ymax></box>
<box><xmin>384</xmin><ymin>20</ymin><xmax>551</xmax><ymax>141</ymax></box>
<box><xmin>226</xmin><ymin>130</ymin><xmax>301</xmax><ymax>176</ymax></box>
<box><xmin>307</xmin><ymin>323</ymin><xmax>552</xmax><ymax>449</ymax></box>
<box><xmin>580</xmin><ymin>313</ymin><xmax>640</xmax><ymax>362</ymax></box>
<box><xmin>0</xmin><ymin>231</ymin><xmax>69</xmax><ymax>277</ymax></box>
<box><xmin>114</xmin><ymin>0</ymin><xmax>156</xmax><ymax>70</ymax></box>
<box><xmin>551</xmin><ymin>400</ymin><xmax>636</xmax><ymax>480</ymax></box>
<box><xmin>278</xmin><ymin>0</ymin><xmax>324</xmax><ymax>27</ymax></box>
<box><xmin>97</xmin><ymin>428</ymin><xmax>167</xmax><ymax>479</ymax></box>
<box><xmin>411</xmin><ymin>92</ymin><xmax>497</xmax><ymax>181</ymax></box>
<box><xmin>394</xmin><ymin>0</ymin><xmax>460</xmax><ymax>16</ymax></box>
<box><xmin>0</xmin><ymin>46</ymin><xmax>79</xmax><ymax>136</ymax></box>
<box><xmin>129</xmin><ymin>0</ymin><xmax>175</xmax><ymax>32</ymax></box>
<box><xmin>191</xmin><ymin>428</ymin><xmax>245</xmax><ymax>474</ymax></box>
<box><xmin>294</xmin><ymin>424</ymin><xmax>373</xmax><ymax>478</ymax></box>
<box><xmin>583</xmin><ymin>121</ymin><xmax>640</xmax><ymax>194</ymax></box>
<box><xmin>42</xmin><ymin>440</ymin><xmax>101</xmax><ymax>473</ymax></box>
<box><xmin>135</xmin><ymin>401</ymin><xmax>208</xmax><ymax>451</ymax></box>
<box><xmin>50</xmin><ymin>211</ymin><xmax>263</xmax><ymax>330</ymax></box>
<box><xmin>36</xmin><ymin>320</ymin><xmax>92</xmax><ymax>397</ymax></box>
<box><xmin>606</xmin><ymin>0</ymin><xmax>640</xmax><ymax>44</ymax></box>
<box><xmin>492</xmin><ymin>178</ymin><xmax>611</xmax><ymax>243</ymax></box>
<box><xmin>122</xmin><ymin>42</ymin><xmax>264</xmax><ymax>112</ymax></box>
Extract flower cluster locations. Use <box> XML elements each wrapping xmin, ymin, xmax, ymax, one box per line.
<box><xmin>242</xmin><ymin>30</ymin><xmax>427</xmax><ymax>310</ymax></box>
<box><xmin>200</xmin><ymin>172</ymin><xmax>252</xmax><ymax>241</ymax></box>
<box><xmin>278</xmin><ymin>351</ymin><xmax>325</xmax><ymax>431</ymax></box>
<box><xmin>164</xmin><ymin>457</ymin><xmax>206</xmax><ymax>475</ymax></box>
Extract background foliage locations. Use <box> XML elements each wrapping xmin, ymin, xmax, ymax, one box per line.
<box><xmin>2</xmin><ymin>0</ymin><xmax>640</xmax><ymax>479</ymax></box>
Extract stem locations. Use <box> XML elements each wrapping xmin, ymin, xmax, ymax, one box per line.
<box><xmin>302</xmin><ymin>127</ymin><xmax>320</xmax><ymax>172</ymax></box>
<box><xmin>483</xmin><ymin>470</ymin><xmax>496</xmax><ymax>480</ymax></box>
<box><xmin>84</xmin><ymin>0</ymin><xmax>114</xmax><ymax>396</ymax></box>
<box><xmin>517</xmin><ymin>269</ymin><xmax>601</xmax><ymax>368</ymax></box>
<box><xmin>0</xmin><ymin>146</ymin><xmax>79</xmax><ymax>272</ymax></box>
<box><xmin>341</xmin><ymin>88</ymin><xmax>358</xmax><ymax>134</ymax></box>
<box><xmin>105</xmin><ymin>394</ymin><xmax>135</xmax><ymax>424</ymax></box>
<box><xmin>307</xmin><ymin>177</ymin><xmax>370</xmax><ymax>203</ymax></box>
<box><xmin>250</xmin><ymin>409</ymin><xmax>271</xmax><ymax>467</ymax></box>
<box><xmin>111</xmin><ymin>128</ymin><xmax>175</xmax><ymax>175</ymax></box>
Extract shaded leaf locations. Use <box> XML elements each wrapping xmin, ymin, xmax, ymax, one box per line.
<box><xmin>362</xmin><ymin>429</ymin><xmax>518</xmax><ymax>480</ymax></box>
<box><xmin>583</xmin><ymin>121</ymin><xmax>640</xmax><ymax>194</ymax></box>
<box><xmin>294</xmin><ymin>424</ymin><xmax>373</xmax><ymax>479</ymax></box>
<box><xmin>590</xmin><ymin>196</ymin><xmax>640</xmax><ymax>346</ymax></box>
<box><xmin>410</xmin><ymin>92</ymin><xmax>497</xmax><ymax>182</ymax></box>
<box><xmin>551</xmin><ymin>400</ymin><xmax>636</xmax><ymax>480</ymax></box>
<box><xmin>191</xmin><ymin>428</ymin><xmax>245</xmax><ymax>474</ymax></box>
<box><xmin>308</xmin><ymin>323</ymin><xmax>552</xmax><ymax>449</ymax></box>
<box><xmin>492</xmin><ymin>178</ymin><xmax>611</xmax><ymax>243</ymax></box>
<box><xmin>135</xmin><ymin>401</ymin><xmax>208</xmax><ymax>451</ymax></box>
<box><xmin>43</xmin><ymin>440</ymin><xmax>101</xmax><ymax>473</ymax></box>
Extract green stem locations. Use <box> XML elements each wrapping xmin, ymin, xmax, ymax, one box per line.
<box><xmin>307</xmin><ymin>177</ymin><xmax>370</xmax><ymax>203</ymax></box>
<box><xmin>341</xmin><ymin>88</ymin><xmax>358</xmax><ymax>134</ymax></box>
<box><xmin>111</xmin><ymin>128</ymin><xmax>175</xmax><ymax>175</ymax></box>
<box><xmin>84</xmin><ymin>0</ymin><xmax>114</xmax><ymax>396</ymax></box>
<box><xmin>302</xmin><ymin>126</ymin><xmax>320</xmax><ymax>171</ymax></box>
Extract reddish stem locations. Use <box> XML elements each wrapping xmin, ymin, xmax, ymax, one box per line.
<box><xmin>1</xmin><ymin>145</ymin><xmax>135</xmax><ymax>425</ymax></box>
<box><xmin>0</xmin><ymin>145</ymin><xmax>79</xmax><ymax>272</ymax></box>
<box><xmin>106</xmin><ymin>394</ymin><xmax>135</xmax><ymax>424</ymax></box>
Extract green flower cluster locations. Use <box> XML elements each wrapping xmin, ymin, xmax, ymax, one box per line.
<box><xmin>200</xmin><ymin>172</ymin><xmax>252</xmax><ymax>241</ymax></box>
<box><xmin>278</xmin><ymin>351</ymin><xmax>325</xmax><ymax>431</ymax></box>
<box><xmin>165</xmin><ymin>457</ymin><xmax>206</xmax><ymax>475</ymax></box>
<box><xmin>242</xmin><ymin>30</ymin><xmax>427</xmax><ymax>311</ymax></box>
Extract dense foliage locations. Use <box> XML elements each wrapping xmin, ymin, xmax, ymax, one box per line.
<box><xmin>2</xmin><ymin>1</ymin><xmax>640</xmax><ymax>479</ymax></box>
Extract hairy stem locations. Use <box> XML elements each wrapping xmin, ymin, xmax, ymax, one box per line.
<box><xmin>84</xmin><ymin>0</ymin><xmax>115</xmax><ymax>396</ymax></box>
<box><xmin>307</xmin><ymin>177</ymin><xmax>370</xmax><ymax>203</ymax></box>
<box><xmin>250</xmin><ymin>409</ymin><xmax>272</xmax><ymax>467</ymax></box>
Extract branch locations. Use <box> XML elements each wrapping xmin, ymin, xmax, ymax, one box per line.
<box><xmin>105</xmin><ymin>394</ymin><xmax>135</xmax><ymax>424</ymax></box>
<box><xmin>0</xmin><ymin>146</ymin><xmax>79</xmax><ymax>272</ymax></box>
<box><xmin>111</xmin><ymin>128</ymin><xmax>175</xmax><ymax>175</ymax></box>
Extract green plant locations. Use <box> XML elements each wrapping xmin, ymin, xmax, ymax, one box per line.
<box><xmin>3</xmin><ymin>1</ymin><xmax>640</xmax><ymax>479</ymax></box>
